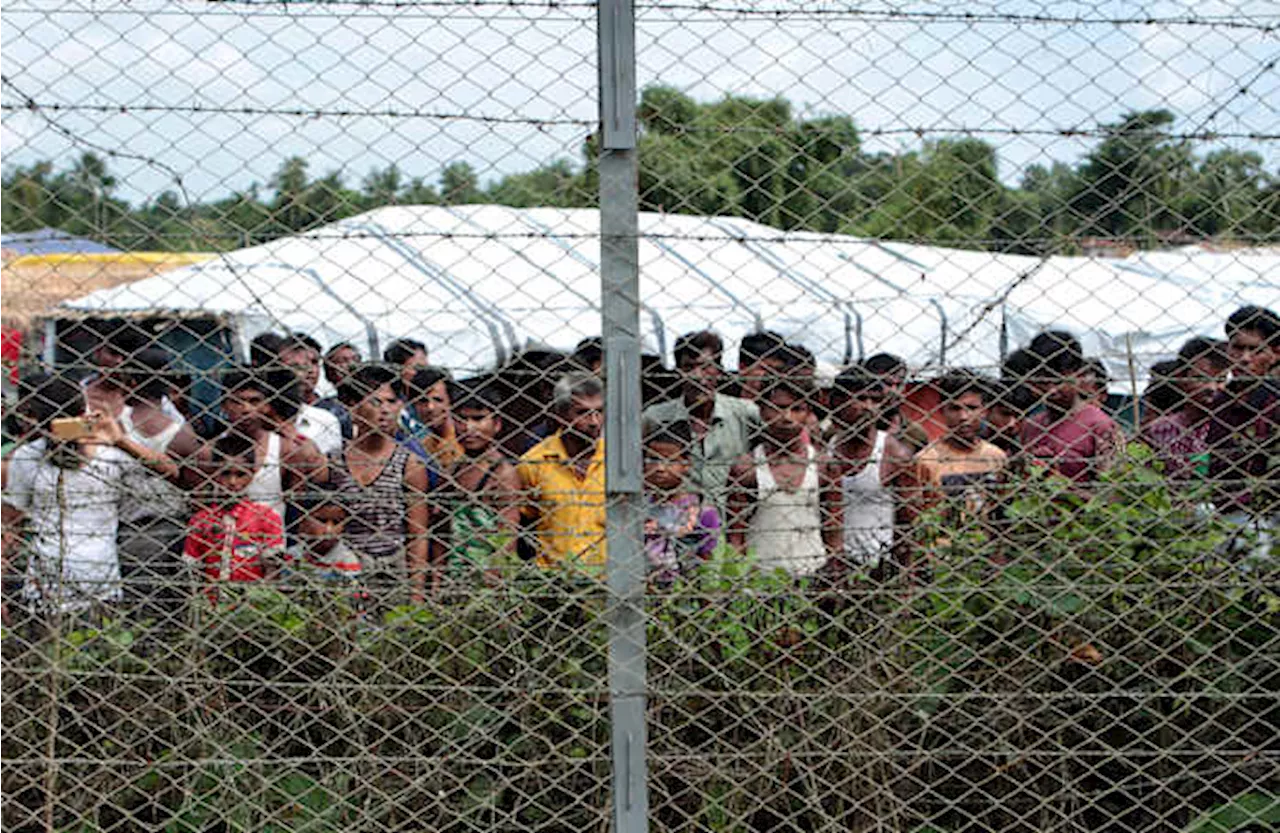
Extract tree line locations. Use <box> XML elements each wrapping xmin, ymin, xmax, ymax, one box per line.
<box><xmin>3</xmin><ymin>89</ymin><xmax>1277</xmax><ymax>254</ymax></box>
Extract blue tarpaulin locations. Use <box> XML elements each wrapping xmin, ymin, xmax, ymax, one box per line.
<box><xmin>1</xmin><ymin>228</ymin><xmax>119</xmax><ymax>256</ymax></box>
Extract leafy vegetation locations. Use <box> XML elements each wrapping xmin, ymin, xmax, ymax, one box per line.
<box><xmin>4</xmin><ymin>94</ymin><xmax>1276</xmax><ymax>254</ymax></box>
<box><xmin>2</xmin><ymin>457</ymin><xmax>1276</xmax><ymax>831</ymax></box>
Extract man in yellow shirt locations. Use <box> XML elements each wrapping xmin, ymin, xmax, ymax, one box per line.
<box><xmin>517</xmin><ymin>372</ymin><xmax>607</xmax><ymax>572</ymax></box>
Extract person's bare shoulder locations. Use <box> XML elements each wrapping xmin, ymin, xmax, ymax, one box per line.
<box><xmin>728</xmin><ymin>452</ymin><xmax>757</xmax><ymax>489</ymax></box>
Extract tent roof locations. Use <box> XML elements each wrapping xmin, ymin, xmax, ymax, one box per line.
<box><xmin>1</xmin><ymin>228</ymin><xmax>120</xmax><ymax>256</ymax></box>
<box><xmin>60</xmin><ymin>205</ymin><xmax>1280</xmax><ymax>389</ymax></box>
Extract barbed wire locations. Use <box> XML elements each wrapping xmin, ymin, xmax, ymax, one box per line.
<box><xmin>5</xmin><ymin>98</ymin><xmax>1280</xmax><ymax>145</ymax></box>
<box><xmin>9</xmin><ymin>0</ymin><xmax>1280</xmax><ymax>29</ymax></box>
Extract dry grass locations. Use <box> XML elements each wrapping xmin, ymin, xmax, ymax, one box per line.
<box><xmin>1</xmin><ymin>253</ymin><xmax>212</xmax><ymax>328</ymax></box>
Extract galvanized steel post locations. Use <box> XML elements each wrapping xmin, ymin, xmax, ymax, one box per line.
<box><xmin>598</xmin><ymin>0</ymin><xmax>647</xmax><ymax>831</ymax></box>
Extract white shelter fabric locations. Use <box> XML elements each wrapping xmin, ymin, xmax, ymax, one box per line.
<box><xmin>62</xmin><ymin>206</ymin><xmax>1280</xmax><ymax>391</ymax></box>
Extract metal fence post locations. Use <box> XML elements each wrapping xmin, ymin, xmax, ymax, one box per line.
<box><xmin>598</xmin><ymin>0</ymin><xmax>647</xmax><ymax>831</ymax></box>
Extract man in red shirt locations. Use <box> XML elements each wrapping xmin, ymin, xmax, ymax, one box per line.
<box><xmin>1021</xmin><ymin>330</ymin><xmax>1121</xmax><ymax>485</ymax></box>
<box><xmin>1142</xmin><ymin>337</ymin><xmax>1229</xmax><ymax>484</ymax></box>
<box><xmin>183</xmin><ymin>433</ymin><xmax>284</xmax><ymax>588</ymax></box>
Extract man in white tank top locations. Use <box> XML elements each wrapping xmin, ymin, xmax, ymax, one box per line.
<box><xmin>819</xmin><ymin>365</ymin><xmax>915</xmax><ymax>579</ymax></box>
<box><xmin>726</xmin><ymin>374</ymin><xmax>828</xmax><ymax>578</ymax></box>
<box><xmin>117</xmin><ymin>348</ymin><xmax>203</xmax><ymax>615</ymax></box>
<box><xmin>195</xmin><ymin>368</ymin><xmax>328</xmax><ymax>526</ymax></box>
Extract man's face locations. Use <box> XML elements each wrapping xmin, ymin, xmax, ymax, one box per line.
<box><xmin>1228</xmin><ymin>329</ymin><xmax>1277</xmax><ymax>380</ymax></box>
<box><xmin>759</xmin><ymin>389</ymin><xmax>810</xmax><ymax>441</ymax></box>
<box><xmin>400</xmin><ymin>350</ymin><xmax>429</xmax><ymax>387</ymax></box>
<box><xmin>324</xmin><ymin>346</ymin><xmax>360</xmax><ymax>386</ymax></box>
<box><xmin>941</xmin><ymin>392</ymin><xmax>986</xmax><ymax>445</ymax></box>
<box><xmin>299</xmin><ymin>503</ymin><xmax>348</xmax><ymax>557</ymax></box>
<box><xmin>94</xmin><ymin>345</ymin><xmax>125</xmax><ymax>369</ymax></box>
<box><xmin>1179</xmin><ymin>358</ymin><xmax>1228</xmax><ymax>411</ymax></box>
<box><xmin>224</xmin><ymin>387</ymin><xmax>269</xmax><ymax>432</ymax></box>
<box><xmin>987</xmin><ymin>403</ymin><xmax>1021</xmax><ymax>436</ymax></box>
<box><xmin>352</xmin><ymin>383</ymin><xmax>400</xmax><ymax>436</ymax></box>
<box><xmin>644</xmin><ymin>439</ymin><xmax>690</xmax><ymax>493</ymax></box>
<box><xmin>561</xmin><ymin>393</ymin><xmax>604</xmax><ymax>445</ymax></box>
<box><xmin>833</xmin><ymin>385</ymin><xmax>886</xmax><ymax>432</ymax></box>
<box><xmin>739</xmin><ymin>356</ymin><xmax>786</xmax><ymax>400</ymax></box>
<box><xmin>1079</xmin><ymin>373</ymin><xmax>1106</xmax><ymax>404</ymax></box>
<box><xmin>280</xmin><ymin>346</ymin><xmax>321</xmax><ymax>395</ymax></box>
<box><xmin>455</xmin><ymin>405</ymin><xmax>502</xmax><ymax>453</ymax></box>
<box><xmin>412</xmin><ymin>380</ymin><xmax>451</xmax><ymax>431</ymax></box>
<box><xmin>680</xmin><ymin>348</ymin><xmax>723</xmax><ymax>402</ymax></box>
<box><xmin>1034</xmin><ymin>372</ymin><xmax>1079</xmax><ymax>411</ymax></box>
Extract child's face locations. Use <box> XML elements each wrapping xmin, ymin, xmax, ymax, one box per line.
<box><xmin>644</xmin><ymin>440</ymin><xmax>690</xmax><ymax>493</ymax></box>
<box><xmin>759</xmin><ymin>389</ymin><xmax>810</xmax><ymax>441</ymax></box>
<box><xmin>455</xmin><ymin>405</ymin><xmax>501</xmax><ymax>453</ymax></box>
<box><xmin>214</xmin><ymin>458</ymin><xmax>254</xmax><ymax>499</ymax></box>
<box><xmin>940</xmin><ymin>392</ymin><xmax>986</xmax><ymax>444</ymax></box>
<box><xmin>299</xmin><ymin>503</ymin><xmax>348</xmax><ymax>556</ymax></box>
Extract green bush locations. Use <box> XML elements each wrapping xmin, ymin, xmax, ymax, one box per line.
<box><xmin>2</xmin><ymin>453</ymin><xmax>1276</xmax><ymax>832</ymax></box>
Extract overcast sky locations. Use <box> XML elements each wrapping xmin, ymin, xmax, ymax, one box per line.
<box><xmin>3</xmin><ymin>0</ymin><xmax>1277</xmax><ymax>207</ymax></box>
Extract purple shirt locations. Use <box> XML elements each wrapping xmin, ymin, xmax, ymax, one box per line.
<box><xmin>1142</xmin><ymin>411</ymin><xmax>1210</xmax><ymax>482</ymax></box>
<box><xmin>644</xmin><ymin>493</ymin><xmax>721</xmax><ymax>584</ymax></box>
<box><xmin>1023</xmin><ymin>403</ymin><xmax>1119</xmax><ymax>483</ymax></box>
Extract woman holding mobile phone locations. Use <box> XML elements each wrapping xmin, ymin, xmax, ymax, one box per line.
<box><xmin>1</xmin><ymin>374</ymin><xmax>178</xmax><ymax>622</ymax></box>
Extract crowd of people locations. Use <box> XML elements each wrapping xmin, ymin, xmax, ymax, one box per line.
<box><xmin>1</xmin><ymin>304</ymin><xmax>1276</xmax><ymax>622</ymax></box>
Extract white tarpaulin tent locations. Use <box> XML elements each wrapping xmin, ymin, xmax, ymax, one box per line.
<box><xmin>62</xmin><ymin>205</ymin><xmax>1280</xmax><ymax>390</ymax></box>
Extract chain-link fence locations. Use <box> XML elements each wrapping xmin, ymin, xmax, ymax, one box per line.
<box><xmin>3</xmin><ymin>1</ymin><xmax>1279</xmax><ymax>831</ymax></box>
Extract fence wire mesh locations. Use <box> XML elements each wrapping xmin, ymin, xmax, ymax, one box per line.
<box><xmin>2</xmin><ymin>1</ymin><xmax>1278</xmax><ymax>831</ymax></box>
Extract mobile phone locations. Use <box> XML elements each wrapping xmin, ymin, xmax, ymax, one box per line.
<box><xmin>49</xmin><ymin>417</ymin><xmax>95</xmax><ymax>441</ymax></box>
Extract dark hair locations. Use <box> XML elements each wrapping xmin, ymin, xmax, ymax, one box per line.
<box><xmin>449</xmin><ymin>377</ymin><xmax>504</xmax><ymax>414</ymax></box>
<box><xmin>337</xmin><ymin>363</ymin><xmax>398</xmax><ymax>407</ymax></box>
<box><xmin>673</xmin><ymin>330</ymin><xmax>723</xmax><ymax>369</ymax></box>
<box><xmin>24</xmin><ymin>373</ymin><xmax>84</xmax><ymax>431</ymax></box>
<box><xmin>779</xmin><ymin>342</ymin><xmax>815</xmax><ymax>372</ymax></box>
<box><xmin>572</xmin><ymin>336</ymin><xmax>604</xmax><ymax>371</ymax></box>
<box><xmin>281</xmin><ymin>332</ymin><xmax>322</xmax><ymax>355</ymax></box>
<box><xmin>865</xmin><ymin>352</ymin><xmax>907</xmax><ymax>377</ymax></box>
<box><xmin>1002</xmin><ymin>348</ymin><xmax>1037</xmax><ymax>382</ymax></box>
<box><xmin>296</xmin><ymin>477</ymin><xmax>349</xmax><ymax>515</ymax></box>
<box><xmin>249</xmin><ymin>332</ymin><xmax>286</xmax><ymax>367</ymax></box>
<box><xmin>935</xmin><ymin>370</ymin><xmax>993</xmax><ymax>403</ymax></box>
<box><xmin>264</xmin><ymin>368</ymin><xmax>303</xmax><ymax>420</ymax></box>
<box><xmin>1028</xmin><ymin>330</ymin><xmax>1084</xmax><ymax>376</ymax></box>
<box><xmin>400</xmin><ymin>366</ymin><xmax>452</xmax><ymax>401</ymax></box>
<box><xmin>738</xmin><ymin>330</ymin><xmax>787</xmax><ymax>367</ymax></box>
<box><xmin>325</xmin><ymin>341</ymin><xmax>360</xmax><ymax>360</ymax></box>
<box><xmin>989</xmin><ymin>378</ymin><xmax>1034</xmax><ymax>413</ymax></box>
<box><xmin>1225</xmin><ymin>305</ymin><xmax>1280</xmax><ymax>345</ymax></box>
<box><xmin>121</xmin><ymin>347</ymin><xmax>173</xmax><ymax>402</ymax></box>
<box><xmin>831</xmin><ymin>364</ymin><xmax>884</xmax><ymax>400</ymax></box>
<box><xmin>1143</xmin><ymin>360</ymin><xmax>1181</xmax><ymax>417</ymax></box>
<box><xmin>220</xmin><ymin>366</ymin><xmax>300</xmax><ymax>419</ymax></box>
<box><xmin>383</xmin><ymin>338</ymin><xmax>426</xmax><ymax>366</ymax></box>
<box><xmin>212</xmin><ymin>432</ymin><xmax>256</xmax><ymax>467</ymax></box>
<box><xmin>1083</xmin><ymin>357</ymin><xmax>1109</xmax><ymax>385</ymax></box>
<box><xmin>760</xmin><ymin>372</ymin><xmax>814</xmax><ymax>404</ymax></box>
<box><xmin>1177</xmin><ymin>337</ymin><xmax>1230</xmax><ymax>373</ymax></box>
<box><xmin>220</xmin><ymin>367</ymin><xmax>265</xmax><ymax>399</ymax></box>
<box><xmin>643</xmin><ymin>418</ymin><xmax>693</xmax><ymax>451</ymax></box>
